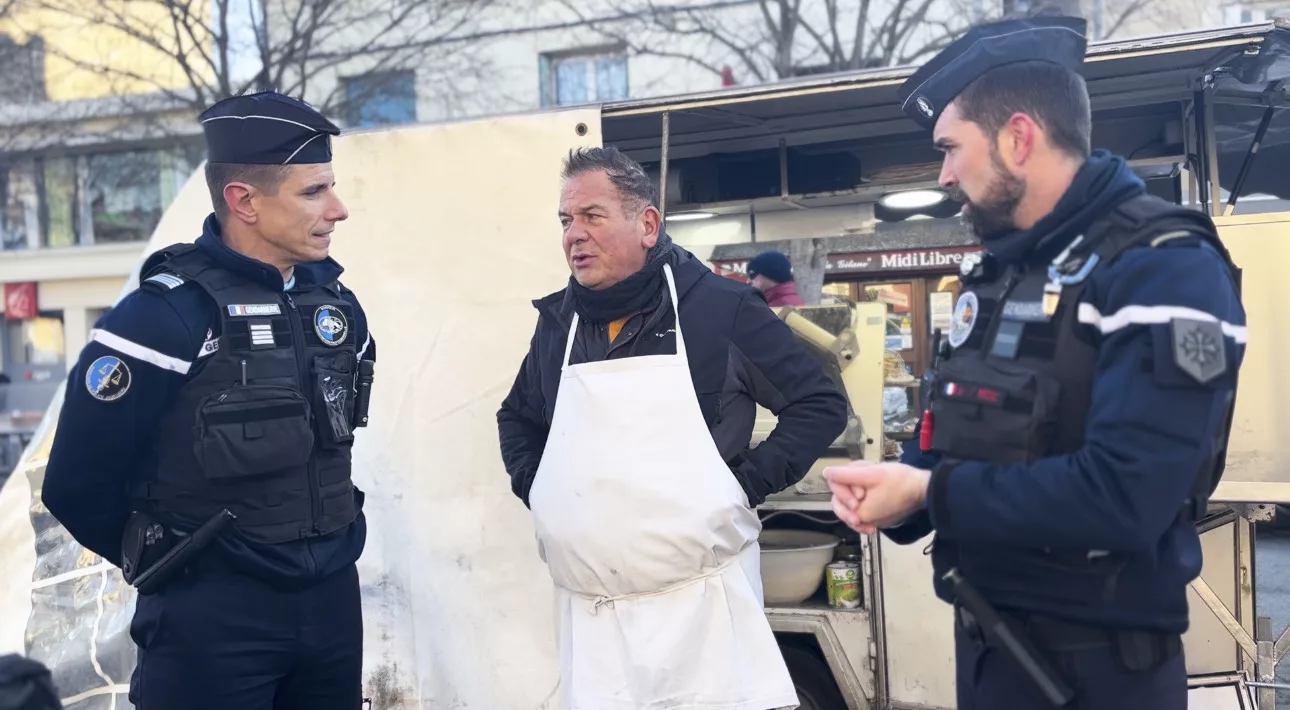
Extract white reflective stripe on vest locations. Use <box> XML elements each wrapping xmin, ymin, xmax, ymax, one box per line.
<box><xmin>528</xmin><ymin>263</ymin><xmax>798</xmax><ymax>710</ymax></box>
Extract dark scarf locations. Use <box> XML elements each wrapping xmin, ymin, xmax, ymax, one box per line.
<box><xmin>569</xmin><ymin>232</ymin><xmax>676</xmax><ymax>323</ymax></box>
<box><xmin>985</xmin><ymin>150</ymin><xmax>1146</xmax><ymax>264</ymax></box>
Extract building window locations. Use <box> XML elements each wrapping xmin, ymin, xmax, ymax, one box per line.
<box><xmin>343</xmin><ymin>70</ymin><xmax>417</xmax><ymax>127</ymax></box>
<box><xmin>0</xmin><ymin>143</ymin><xmax>200</xmax><ymax>251</ymax></box>
<box><xmin>1224</xmin><ymin>4</ymin><xmax>1263</xmax><ymax>23</ymax></box>
<box><xmin>5</xmin><ymin>312</ymin><xmax>63</xmax><ymax>367</ymax></box>
<box><xmin>1003</xmin><ymin>0</ymin><xmax>1079</xmax><ymax>16</ymax></box>
<box><xmin>0</xmin><ymin>33</ymin><xmax>46</xmax><ymax>103</ymax></box>
<box><xmin>540</xmin><ymin>48</ymin><xmax>629</xmax><ymax>107</ymax></box>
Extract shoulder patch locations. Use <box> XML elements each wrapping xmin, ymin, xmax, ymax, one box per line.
<box><xmin>144</xmin><ymin>272</ymin><xmax>186</xmax><ymax>290</ymax></box>
<box><xmin>86</xmin><ymin>355</ymin><xmax>132</xmax><ymax>402</ymax></box>
<box><xmin>1171</xmin><ymin>318</ymin><xmax>1226</xmax><ymax>384</ymax></box>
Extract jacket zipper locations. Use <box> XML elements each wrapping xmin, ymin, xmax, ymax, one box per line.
<box><xmin>285</xmin><ymin>292</ymin><xmax>322</xmax><ymax>537</ymax></box>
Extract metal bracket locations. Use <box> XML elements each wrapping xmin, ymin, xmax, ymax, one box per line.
<box><xmin>1234</xmin><ymin>503</ymin><xmax>1277</xmax><ymax>523</ymax></box>
<box><xmin>842</xmin><ymin>415</ymin><xmax>865</xmax><ymax>461</ymax></box>
<box><xmin>830</xmin><ymin>328</ymin><xmax>860</xmax><ymax>367</ymax></box>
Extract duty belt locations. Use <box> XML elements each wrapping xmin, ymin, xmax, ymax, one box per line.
<box><xmin>955</xmin><ymin>605</ymin><xmax>1182</xmax><ymax>670</ymax></box>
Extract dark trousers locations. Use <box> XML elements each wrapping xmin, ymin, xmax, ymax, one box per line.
<box><xmin>954</xmin><ymin>607</ymin><xmax>1187</xmax><ymax>710</ymax></box>
<box><xmin>128</xmin><ymin>562</ymin><xmax>363</xmax><ymax>710</ymax></box>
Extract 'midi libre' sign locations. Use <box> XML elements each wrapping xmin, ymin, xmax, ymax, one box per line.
<box><xmin>713</xmin><ymin>245</ymin><xmax>981</xmax><ymax>280</ymax></box>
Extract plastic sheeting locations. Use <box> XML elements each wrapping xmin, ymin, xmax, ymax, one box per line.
<box><xmin>0</xmin><ymin>106</ymin><xmax>604</xmax><ymax>709</ymax></box>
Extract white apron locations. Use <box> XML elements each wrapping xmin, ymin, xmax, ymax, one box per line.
<box><xmin>528</xmin><ymin>264</ymin><xmax>799</xmax><ymax>710</ymax></box>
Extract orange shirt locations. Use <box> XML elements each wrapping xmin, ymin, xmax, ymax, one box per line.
<box><xmin>608</xmin><ymin>317</ymin><xmax>629</xmax><ymax>344</ymax></box>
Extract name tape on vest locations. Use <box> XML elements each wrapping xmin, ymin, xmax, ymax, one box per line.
<box><xmin>228</xmin><ymin>303</ymin><xmax>282</xmax><ymax>317</ymax></box>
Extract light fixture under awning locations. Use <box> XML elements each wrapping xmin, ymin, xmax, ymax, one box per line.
<box><xmin>879</xmin><ymin>189</ymin><xmax>948</xmax><ymax>210</ymax></box>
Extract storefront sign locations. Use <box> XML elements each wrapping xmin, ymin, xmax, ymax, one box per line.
<box><xmin>3</xmin><ymin>282</ymin><xmax>37</xmax><ymax>320</ymax></box>
<box><xmin>713</xmin><ymin>245</ymin><xmax>980</xmax><ymax>279</ymax></box>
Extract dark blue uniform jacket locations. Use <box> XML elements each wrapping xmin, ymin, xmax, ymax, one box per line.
<box><xmin>41</xmin><ymin>216</ymin><xmax>374</xmax><ymax>587</ymax></box>
<box><xmin>885</xmin><ymin>232</ymin><xmax>1245</xmax><ymax>634</ymax></box>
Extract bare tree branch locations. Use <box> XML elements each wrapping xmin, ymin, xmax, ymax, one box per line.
<box><xmin>1101</xmin><ymin>0</ymin><xmax>1152</xmax><ymax>39</ymax></box>
<box><xmin>564</xmin><ymin>0</ymin><xmax>1153</xmax><ymax>85</ymax></box>
<box><xmin>11</xmin><ymin>0</ymin><xmax>501</xmax><ymax>127</ymax></box>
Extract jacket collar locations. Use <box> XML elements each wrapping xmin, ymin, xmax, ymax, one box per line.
<box><xmin>762</xmin><ymin>281</ymin><xmax>800</xmax><ymax>303</ymax></box>
<box><xmin>196</xmin><ymin>213</ymin><xmax>345</xmax><ymax>292</ymax></box>
<box><xmin>533</xmin><ymin>244</ymin><xmax>709</xmax><ymax>329</ymax></box>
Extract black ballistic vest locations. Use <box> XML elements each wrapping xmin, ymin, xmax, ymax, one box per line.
<box><xmin>931</xmin><ymin>194</ymin><xmax>1239</xmax><ymax>519</ymax></box>
<box><xmin>133</xmin><ymin>244</ymin><xmax>361</xmax><ymax>544</ymax></box>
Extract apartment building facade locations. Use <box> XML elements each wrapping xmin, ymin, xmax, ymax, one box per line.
<box><xmin>0</xmin><ymin>3</ymin><xmax>205</xmax><ymax>465</ymax></box>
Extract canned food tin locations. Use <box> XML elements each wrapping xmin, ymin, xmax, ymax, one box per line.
<box><xmin>826</xmin><ymin>561</ymin><xmax>861</xmax><ymax>609</ymax></box>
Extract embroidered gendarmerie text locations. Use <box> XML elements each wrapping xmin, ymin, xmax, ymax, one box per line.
<box><xmin>228</xmin><ymin>304</ymin><xmax>283</xmax><ymax>317</ymax></box>
<box><xmin>1002</xmin><ymin>299</ymin><xmax>1049</xmax><ymax>323</ymax></box>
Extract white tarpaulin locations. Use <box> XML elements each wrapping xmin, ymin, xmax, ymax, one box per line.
<box><xmin>0</xmin><ymin>106</ymin><xmax>603</xmax><ymax>709</ymax></box>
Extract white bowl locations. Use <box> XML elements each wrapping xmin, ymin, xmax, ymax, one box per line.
<box><xmin>758</xmin><ymin>529</ymin><xmax>841</xmax><ymax>605</ymax></box>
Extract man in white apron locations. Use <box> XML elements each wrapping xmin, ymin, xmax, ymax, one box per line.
<box><xmin>498</xmin><ymin>147</ymin><xmax>849</xmax><ymax>710</ymax></box>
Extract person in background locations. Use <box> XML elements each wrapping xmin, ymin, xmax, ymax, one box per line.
<box><xmin>498</xmin><ymin>146</ymin><xmax>847</xmax><ymax>710</ymax></box>
<box><xmin>746</xmin><ymin>250</ymin><xmax>805</xmax><ymax>306</ymax></box>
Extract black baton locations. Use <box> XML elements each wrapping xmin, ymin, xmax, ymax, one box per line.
<box><xmin>945</xmin><ymin>568</ymin><xmax>1076</xmax><ymax>707</ymax></box>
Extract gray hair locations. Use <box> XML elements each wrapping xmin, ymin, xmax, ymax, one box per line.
<box><xmin>562</xmin><ymin>146</ymin><xmax>658</xmax><ymax>216</ymax></box>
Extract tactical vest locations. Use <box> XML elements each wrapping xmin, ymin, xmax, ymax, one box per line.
<box><xmin>930</xmin><ymin>194</ymin><xmax>1240</xmax><ymax>520</ymax></box>
<box><xmin>132</xmin><ymin>244</ymin><xmax>362</xmax><ymax>544</ymax></box>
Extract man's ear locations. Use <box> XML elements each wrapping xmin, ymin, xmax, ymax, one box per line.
<box><xmin>640</xmin><ymin>204</ymin><xmax>661</xmax><ymax>248</ymax></box>
<box><xmin>222</xmin><ymin>182</ymin><xmax>258</xmax><ymax>225</ymax></box>
<box><xmin>998</xmin><ymin>112</ymin><xmax>1037</xmax><ymax>168</ymax></box>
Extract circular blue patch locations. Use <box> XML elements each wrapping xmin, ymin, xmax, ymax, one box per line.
<box><xmin>85</xmin><ymin>355</ymin><xmax>131</xmax><ymax>402</ymax></box>
<box><xmin>313</xmin><ymin>304</ymin><xmax>349</xmax><ymax>347</ymax></box>
<box><xmin>947</xmin><ymin>291</ymin><xmax>978</xmax><ymax>349</ymax></box>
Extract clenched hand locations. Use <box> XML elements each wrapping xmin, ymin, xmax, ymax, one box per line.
<box><xmin>823</xmin><ymin>462</ymin><xmax>931</xmax><ymax>534</ymax></box>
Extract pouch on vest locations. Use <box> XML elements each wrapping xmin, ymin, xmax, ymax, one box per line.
<box><xmin>194</xmin><ymin>385</ymin><xmax>315</xmax><ymax>479</ymax></box>
<box><xmin>929</xmin><ymin>356</ymin><xmax>1061</xmax><ymax>464</ymax></box>
<box><xmin>311</xmin><ymin>352</ymin><xmax>356</xmax><ymax>448</ymax></box>
<box><xmin>0</xmin><ymin>655</ymin><xmax>60</xmax><ymax>710</ymax></box>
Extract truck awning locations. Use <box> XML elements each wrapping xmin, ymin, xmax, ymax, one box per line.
<box><xmin>602</xmin><ymin>21</ymin><xmax>1290</xmax><ymax>201</ymax></box>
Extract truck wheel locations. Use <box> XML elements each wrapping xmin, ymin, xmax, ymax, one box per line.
<box><xmin>782</xmin><ymin>645</ymin><xmax>848</xmax><ymax>710</ymax></box>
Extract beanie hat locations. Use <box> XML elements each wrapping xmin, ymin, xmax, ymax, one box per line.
<box><xmin>746</xmin><ymin>251</ymin><xmax>793</xmax><ymax>283</ymax></box>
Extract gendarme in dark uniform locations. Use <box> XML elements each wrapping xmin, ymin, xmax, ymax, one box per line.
<box><xmin>42</xmin><ymin>91</ymin><xmax>375</xmax><ymax>709</ymax></box>
<box><xmin>837</xmin><ymin>17</ymin><xmax>1246</xmax><ymax>710</ymax></box>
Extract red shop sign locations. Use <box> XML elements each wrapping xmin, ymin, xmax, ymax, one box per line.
<box><xmin>3</xmin><ymin>282</ymin><xmax>37</xmax><ymax>320</ymax></box>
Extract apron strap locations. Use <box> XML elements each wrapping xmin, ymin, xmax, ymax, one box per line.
<box><xmin>562</xmin><ymin>312</ymin><xmax>580</xmax><ymax>371</ymax></box>
<box><xmin>662</xmin><ymin>264</ymin><xmax>687</xmax><ymax>361</ymax></box>
<box><xmin>560</xmin><ymin>262</ymin><xmax>687</xmax><ymax>371</ymax></box>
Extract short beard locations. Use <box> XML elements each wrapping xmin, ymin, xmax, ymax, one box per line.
<box><xmin>949</xmin><ymin>149</ymin><xmax>1025</xmax><ymax>240</ymax></box>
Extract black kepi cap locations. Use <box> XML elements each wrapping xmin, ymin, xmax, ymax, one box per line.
<box><xmin>897</xmin><ymin>16</ymin><xmax>1089</xmax><ymax>130</ymax></box>
<box><xmin>199</xmin><ymin>91</ymin><xmax>341</xmax><ymax>165</ymax></box>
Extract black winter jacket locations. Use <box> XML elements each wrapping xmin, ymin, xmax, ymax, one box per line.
<box><xmin>497</xmin><ymin>245</ymin><xmax>849</xmax><ymax>507</ymax></box>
